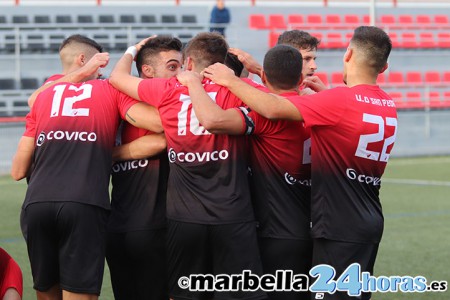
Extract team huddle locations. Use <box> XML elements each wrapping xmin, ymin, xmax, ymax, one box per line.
<box><xmin>11</xmin><ymin>25</ymin><xmax>397</xmax><ymax>300</ymax></box>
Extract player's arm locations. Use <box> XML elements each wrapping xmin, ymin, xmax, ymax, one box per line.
<box><xmin>125</xmin><ymin>102</ymin><xmax>163</xmax><ymax>133</ymax></box>
<box><xmin>109</xmin><ymin>37</ymin><xmax>154</xmax><ymax>100</ymax></box>
<box><xmin>301</xmin><ymin>75</ymin><xmax>328</xmax><ymax>92</ymax></box>
<box><xmin>113</xmin><ymin>133</ymin><xmax>166</xmax><ymax>161</ymax></box>
<box><xmin>28</xmin><ymin>52</ymin><xmax>110</xmax><ymax>107</ymax></box>
<box><xmin>228</xmin><ymin>48</ymin><xmax>262</xmax><ymax>78</ymax></box>
<box><xmin>177</xmin><ymin>71</ymin><xmax>245</xmax><ymax>135</ymax></box>
<box><xmin>11</xmin><ymin>136</ymin><xmax>35</xmax><ymax>181</ymax></box>
<box><xmin>203</xmin><ymin>63</ymin><xmax>303</xmax><ymax>121</ymax></box>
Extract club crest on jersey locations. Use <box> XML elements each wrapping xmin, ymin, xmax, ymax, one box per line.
<box><xmin>168</xmin><ymin>148</ymin><xmax>229</xmax><ymax>163</ymax></box>
<box><xmin>36</xmin><ymin>132</ymin><xmax>46</xmax><ymax>147</ymax></box>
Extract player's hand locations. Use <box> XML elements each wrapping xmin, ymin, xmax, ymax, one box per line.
<box><xmin>135</xmin><ymin>35</ymin><xmax>157</xmax><ymax>52</ymax></box>
<box><xmin>299</xmin><ymin>87</ymin><xmax>316</xmax><ymax>95</ymax></box>
<box><xmin>228</xmin><ymin>48</ymin><xmax>262</xmax><ymax>76</ymax></box>
<box><xmin>177</xmin><ymin>70</ymin><xmax>203</xmax><ymax>86</ymax></box>
<box><xmin>82</xmin><ymin>52</ymin><xmax>110</xmax><ymax>78</ymax></box>
<box><xmin>301</xmin><ymin>75</ymin><xmax>328</xmax><ymax>92</ymax></box>
<box><xmin>203</xmin><ymin>63</ymin><xmax>236</xmax><ymax>87</ymax></box>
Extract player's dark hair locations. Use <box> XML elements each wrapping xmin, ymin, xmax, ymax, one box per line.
<box><xmin>277</xmin><ymin>30</ymin><xmax>320</xmax><ymax>51</ymax></box>
<box><xmin>263</xmin><ymin>44</ymin><xmax>302</xmax><ymax>90</ymax></box>
<box><xmin>350</xmin><ymin>26</ymin><xmax>392</xmax><ymax>73</ymax></box>
<box><xmin>224</xmin><ymin>52</ymin><xmax>244</xmax><ymax>77</ymax></box>
<box><xmin>183</xmin><ymin>32</ymin><xmax>229</xmax><ymax>69</ymax></box>
<box><xmin>136</xmin><ymin>35</ymin><xmax>183</xmax><ymax>76</ymax></box>
<box><xmin>59</xmin><ymin>34</ymin><xmax>103</xmax><ymax>53</ymax></box>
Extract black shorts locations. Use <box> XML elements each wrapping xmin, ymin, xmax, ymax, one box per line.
<box><xmin>311</xmin><ymin>238</ymin><xmax>379</xmax><ymax>300</ymax></box>
<box><xmin>167</xmin><ymin>220</ymin><xmax>267</xmax><ymax>300</ymax></box>
<box><xmin>258</xmin><ymin>237</ymin><xmax>313</xmax><ymax>300</ymax></box>
<box><xmin>20</xmin><ymin>202</ymin><xmax>109</xmax><ymax>294</ymax></box>
<box><xmin>106</xmin><ymin>228</ymin><xmax>168</xmax><ymax>300</ymax></box>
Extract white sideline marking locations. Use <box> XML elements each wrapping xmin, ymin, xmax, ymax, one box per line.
<box><xmin>383</xmin><ymin>178</ymin><xmax>450</xmax><ymax>187</ymax></box>
<box><xmin>388</xmin><ymin>157</ymin><xmax>450</xmax><ymax>166</ymax></box>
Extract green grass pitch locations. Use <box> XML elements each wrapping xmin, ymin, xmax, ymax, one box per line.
<box><xmin>1</xmin><ymin>156</ymin><xmax>449</xmax><ymax>299</ymax></box>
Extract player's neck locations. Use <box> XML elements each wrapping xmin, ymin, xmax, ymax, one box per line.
<box><xmin>346</xmin><ymin>70</ymin><xmax>377</xmax><ymax>87</ymax></box>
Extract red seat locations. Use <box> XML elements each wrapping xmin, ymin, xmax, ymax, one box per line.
<box><xmin>401</xmin><ymin>32</ymin><xmax>418</xmax><ymax>48</ymax></box>
<box><xmin>331</xmin><ymin>72</ymin><xmax>344</xmax><ymax>86</ymax></box>
<box><xmin>434</xmin><ymin>15</ymin><xmax>449</xmax><ymax>27</ymax></box>
<box><xmin>344</xmin><ymin>14</ymin><xmax>359</xmax><ymax>28</ymax></box>
<box><xmin>309</xmin><ymin>32</ymin><xmax>323</xmax><ymax>42</ymax></box>
<box><xmin>268</xmin><ymin>31</ymin><xmax>281</xmax><ymax>47</ymax></box>
<box><xmin>387</xmin><ymin>71</ymin><xmax>404</xmax><ymax>85</ymax></box>
<box><xmin>326</xmin><ymin>32</ymin><xmax>345</xmax><ymax>49</ymax></box>
<box><xmin>363</xmin><ymin>15</ymin><xmax>370</xmax><ymax>25</ymax></box>
<box><xmin>406</xmin><ymin>71</ymin><xmax>422</xmax><ymax>85</ymax></box>
<box><xmin>443</xmin><ymin>72</ymin><xmax>450</xmax><ymax>83</ymax></box>
<box><xmin>388</xmin><ymin>32</ymin><xmax>400</xmax><ymax>48</ymax></box>
<box><xmin>437</xmin><ymin>32</ymin><xmax>450</xmax><ymax>48</ymax></box>
<box><xmin>419</xmin><ymin>32</ymin><xmax>437</xmax><ymax>48</ymax></box>
<box><xmin>416</xmin><ymin>15</ymin><xmax>432</xmax><ymax>29</ymax></box>
<box><xmin>398</xmin><ymin>14</ymin><xmax>414</xmax><ymax>28</ymax></box>
<box><xmin>268</xmin><ymin>14</ymin><xmax>286</xmax><ymax>30</ymax></box>
<box><xmin>249</xmin><ymin>14</ymin><xmax>267</xmax><ymax>29</ymax></box>
<box><xmin>314</xmin><ymin>72</ymin><xmax>329</xmax><ymax>87</ymax></box>
<box><xmin>388</xmin><ymin>92</ymin><xmax>407</xmax><ymax>109</ymax></box>
<box><xmin>443</xmin><ymin>92</ymin><xmax>450</xmax><ymax>106</ymax></box>
<box><xmin>325</xmin><ymin>14</ymin><xmax>343</xmax><ymax>28</ymax></box>
<box><xmin>444</xmin><ymin>91</ymin><xmax>450</xmax><ymax>101</ymax></box>
<box><xmin>287</xmin><ymin>14</ymin><xmax>304</xmax><ymax>28</ymax></box>
<box><xmin>424</xmin><ymin>71</ymin><xmax>441</xmax><ymax>84</ymax></box>
<box><xmin>307</xmin><ymin>14</ymin><xmax>323</xmax><ymax>28</ymax></box>
<box><xmin>405</xmin><ymin>91</ymin><xmax>425</xmax><ymax>109</ymax></box>
<box><xmin>380</xmin><ymin>15</ymin><xmax>396</xmax><ymax>27</ymax></box>
<box><xmin>427</xmin><ymin>91</ymin><xmax>445</xmax><ymax>108</ymax></box>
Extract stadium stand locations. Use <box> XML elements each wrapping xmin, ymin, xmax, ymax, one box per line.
<box><xmin>249</xmin><ymin>14</ymin><xmax>267</xmax><ymax>29</ymax></box>
<box><xmin>55</xmin><ymin>15</ymin><xmax>72</xmax><ymax>24</ymax></box>
<box><xmin>0</xmin><ymin>4</ymin><xmax>448</xmax><ymax>116</ymax></box>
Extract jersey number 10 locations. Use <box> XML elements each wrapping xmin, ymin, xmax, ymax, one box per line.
<box><xmin>177</xmin><ymin>92</ymin><xmax>217</xmax><ymax>136</ymax></box>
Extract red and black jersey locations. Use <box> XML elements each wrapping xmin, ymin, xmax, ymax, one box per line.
<box><xmin>247</xmin><ymin>91</ymin><xmax>311</xmax><ymax>240</ymax></box>
<box><xmin>23</xmin><ymin>79</ymin><xmax>138</xmax><ymax>210</ymax></box>
<box><xmin>138</xmin><ymin>77</ymin><xmax>253</xmax><ymax>224</ymax></box>
<box><xmin>109</xmin><ymin>123</ymin><xmax>169</xmax><ymax>231</ymax></box>
<box><xmin>291</xmin><ymin>85</ymin><xmax>397</xmax><ymax>243</ymax></box>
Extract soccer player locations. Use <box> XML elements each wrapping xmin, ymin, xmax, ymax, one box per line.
<box><xmin>11</xmin><ymin>51</ymin><xmax>163</xmax><ymax>300</ymax></box>
<box><xmin>276</xmin><ymin>30</ymin><xmax>325</xmax><ymax>91</ymax></box>
<box><xmin>176</xmin><ymin>44</ymin><xmax>312</xmax><ymax>300</ymax></box>
<box><xmin>109</xmin><ymin>32</ymin><xmax>266</xmax><ymax>300</ymax></box>
<box><xmin>106</xmin><ymin>36</ymin><xmax>183</xmax><ymax>300</ymax></box>
<box><xmin>203</xmin><ymin>26</ymin><xmax>397</xmax><ymax>300</ymax></box>
<box><xmin>28</xmin><ymin>34</ymin><xmax>104</xmax><ymax>108</ymax></box>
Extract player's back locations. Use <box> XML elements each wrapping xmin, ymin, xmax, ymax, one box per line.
<box><xmin>24</xmin><ymin>79</ymin><xmax>136</xmax><ymax>210</ymax></box>
<box><xmin>138</xmin><ymin>77</ymin><xmax>254</xmax><ymax>224</ymax></box>
<box><xmin>248</xmin><ymin>90</ymin><xmax>311</xmax><ymax>239</ymax></box>
<box><xmin>294</xmin><ymin>84</ymin><xmax>397</xmax><ymax>243</ymax></box>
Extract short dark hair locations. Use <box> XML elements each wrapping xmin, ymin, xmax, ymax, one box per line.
<box><xmin>136</xmin><ymin>35</ymin><xmax>183</xmax><ymax>76</ymax></box>
<box><xmin>183</xmin><ymin>32</ymin><xmax>229</xmax><ymax>69</ymax></box>
<box><xmin>224</xmin><ymin>52</ymin><xmax>244</xmax><ymax>77</ymax></box>
<box><xmin>59</xmin><ymin>34</ymin><xmax>103</xmax><ymax>53</ymax></box>
<box><xmin>277</xmin><ymin>30</ymin><xmax>320</xmax><ymax>51</ymax></box>
<box><xmin>351</xmin><ymin>26</ymin><xmax>392</xmax><ymax>73</ymax></box>
<box><xmin>263</xmin><ymin>44</ymin><xmax>302</xmax><ymax>90</ymax></box>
